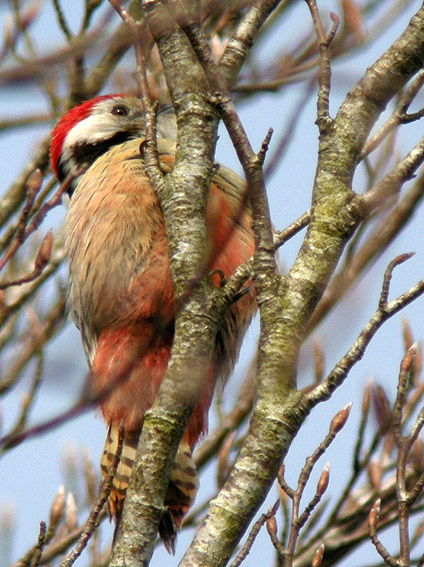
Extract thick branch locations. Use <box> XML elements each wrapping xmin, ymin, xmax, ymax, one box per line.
<box><xmin>180</xmin><ymin>6</ymin><xmax>424</xmax><ymax>567</ymax></box>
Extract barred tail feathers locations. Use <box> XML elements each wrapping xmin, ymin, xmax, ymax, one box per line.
<box><xmin>100</xmin><ymin>424</ymin><xmax>199</xmax><ymax>553</ymax></box>
<box><xmin>159</xmin><ymin>439</ymin><xmax>199</xmax><ymax>553</ymax></box>
<box><xmin>100</xmin><ymin>423</ymin><xmax>139</xmax><ymax>522</ymax></box>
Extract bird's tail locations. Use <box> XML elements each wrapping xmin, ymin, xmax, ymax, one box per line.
<box><xmin>160</xmin><ymin>439</ymin><xmax>199</xmax><ymax>553</ymax></box>
<box><xmin>100</xmin><ymin>423</ymin><xmax>199</xmax><ymax>553</ymax></box>
<box><xmin>100</xmin><ymin>423</ymin><xmax>138</xmax><ymax>521</ymax></box>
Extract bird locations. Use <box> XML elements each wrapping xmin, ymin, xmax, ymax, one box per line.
<box><xmin>49</xmin><ymin>94</ymin><xmax>256</xmax><ymax>552</ymax></box>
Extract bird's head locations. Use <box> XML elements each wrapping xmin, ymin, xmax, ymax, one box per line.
<box><xmin>49</xmin><ymin>94</ymin><xmax>147</xmax><ymax>193</ymax></box>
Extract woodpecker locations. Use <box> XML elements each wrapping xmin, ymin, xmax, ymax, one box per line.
<box><xmin>49</xmin><ymin>94</ymin><xmax>256</xmax><ymax>551</ymax></box>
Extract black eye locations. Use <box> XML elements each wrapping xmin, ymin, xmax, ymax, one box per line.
<box><xmin>111</xmin><ymin>105</ymin><xmax>129</xmax><ymax>117</ymax></box>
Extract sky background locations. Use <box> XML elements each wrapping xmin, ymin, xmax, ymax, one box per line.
<box><xmin>1</xmin><ymin>1</ymin><xmax>424</xmax><ymax>566</ymax></box>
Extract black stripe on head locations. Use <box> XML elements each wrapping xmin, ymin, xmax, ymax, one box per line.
<box><xmin>57</xmin><ymin>130</ymin><xmax>137</xmax><ymax>196</ymax></box>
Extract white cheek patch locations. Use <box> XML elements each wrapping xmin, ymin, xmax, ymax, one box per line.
<box><xmin>64</xmin><ymin>114</ymin><xmax>120</xmax><ymax>148</ymax></box>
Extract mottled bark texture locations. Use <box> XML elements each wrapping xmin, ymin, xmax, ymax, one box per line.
<box><xmin>109</xmin><ymin>4</ymin><xmax>424</xmax><ymax>567</ymax></box>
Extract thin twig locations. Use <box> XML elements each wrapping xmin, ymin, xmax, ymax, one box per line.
<box><xmin>361</xmin><ymin>137</ymin><xmax>424</xmax><ymax>216</ymax></box>
<box><xmin>28</xmin><ymin>522</ymin><xmax>47</xmax><ymax>567</ymax></box>
<box><xmin>304</xmin><ymin>1</ymin><xmax>339</xmax><ymax>131</ymax></box>
<box><xmin>59</xmin><ymin>423</ymin><xmax>124</xmax><ymax>567</ymax></box>
<box><xmin>229</xmin><ymin>501</ymin><xmax>280</xmax><ymax>567</ymax></box>
<box><xmin>368</xmin><ymin>499</ymin><xmax>399</xmax><ymax>567</ymax></box>
<box><xmin>362</xmin><ymin>70</ymin><xmax>424</xmax><ymax>158</ymax></box>
<box><xmin>308</xmin><ymin>253</ymin><xmax>424</xmax><ymax>406</ymax></box>
<box><xmin>284</xmin><ymin>405</ymin><xmax>351</xmax><ymax>562</ymax></box>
